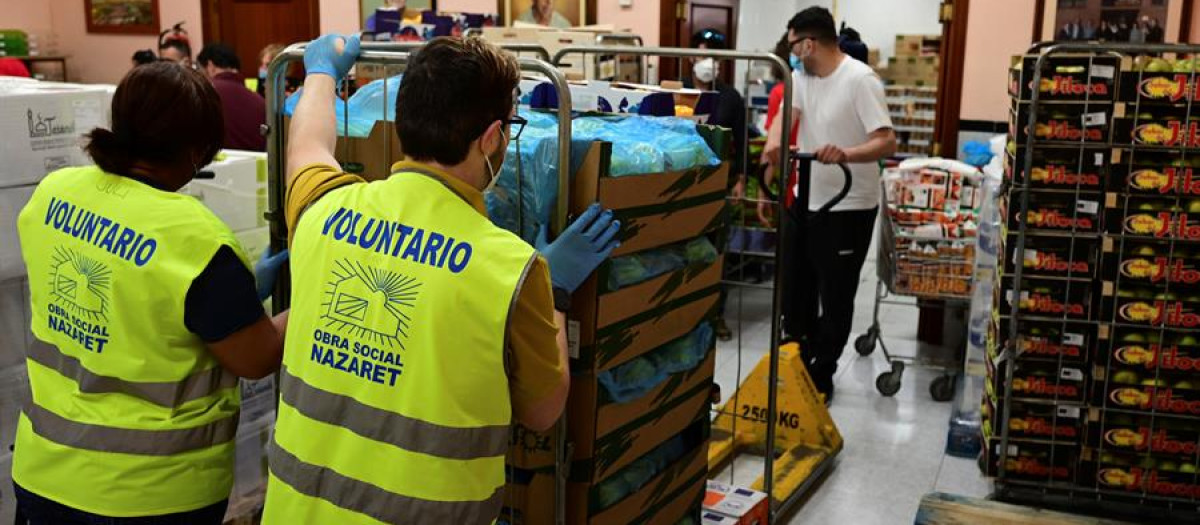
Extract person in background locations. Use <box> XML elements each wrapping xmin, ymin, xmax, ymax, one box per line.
<box><xmin>1104</xmin><ymin>19</ymin><xmax>1122</xmax><ymax>41</ymax></box>
<box><xmin>762</xmin><ymin>7</ymin><xmax>896</xmax><ymax>403</ymax></box>
<box><xmin>131</xmin><ymin>49</ymin><xmax>157</xmax><ymax>67</ymax></box>
<box><xmin>0</xmin><ymin>58</ymin><xmax>31</xmax><ymax>77</ymax></box>
<box><xmin>688</xmin><ymin>28</ymin><xmax>747</xmax><ymax>341</ymax></box>
<box><xmin>757</xmin><ymin>32</ymin><xmax>800</xmax><ymax>229</ymax></box>
<box><xmin>257</xmin><ymin>43</ymin><xmax>285</xmax><ymax>97</ymax></box>
<box><xmin>838</xmin><ymin>25</ymin><xmax>869</xmax><ymax>65</ymax></box>
<box><xmin>11</xmin><ymin>61</ymin><xmax>288</xmax><ymax>525</ymax></box>
<box><xmin>1129</xmin><ymin>18</ymin><xmax>1146</xmax><ymax>44</ymax></box>
<box><xmin>261</xmin><ymin>34</ymin><xmax>616</xmax><ymax>523</ymax></box>
<box><xmin>197</xmin><ymin>43</ymin><xmax>267</xmax><ymax>152</ymax></box>
<box><xmin>158</xmin><ymin>23</ymin><xmax>194</xmax><ymax>68</ymax></box>
<box><xmin>517</xmin><ymin>0</ymin><xmax>571</xmax><ymax>28</ymax></box>
<box><xmin>1146</xmin><ymin>16</ymin><xmax>1165</xmax><ymax>43</ymax></box>
<box><xmin>1082</xmin><ymin>19</ymin><xmax>1097</xmax><ymax>40</ymax></box>
<box><xmin>365</xmin><ymin>0</ymin><xmax>423</xmax><ymax>31</ymax></box>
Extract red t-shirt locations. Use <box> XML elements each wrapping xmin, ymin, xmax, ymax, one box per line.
<box><xmin>765</xmin><ymin>82</ymin><xmax>800</xmax><ymax>206</ymax></box>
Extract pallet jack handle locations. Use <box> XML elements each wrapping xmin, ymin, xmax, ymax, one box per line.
<box><xmin>755</xmin><ymin>152</ymin><xmax>853</xmax><ymax>218</ymax></box>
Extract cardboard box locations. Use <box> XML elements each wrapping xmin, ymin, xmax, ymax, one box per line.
<box><xmin>1003</xmin><ymin>146</ymin><xmax>1108</xmax><ymax>191</ymax></box>
<box><xmin>998</xmin><ymin>274</ymin><xmax>1096</xmax><ymax>321</ymax></box>
<box><xmin>0</xmin><ymin>81</ymin><xmax>111</xmax><ymax>187</ymax></box>
<box><xmin>702</xmin><ymin>481</ymin><xmax>768</xmax><ymax>525</ymax></box>
<box><xmin>284</xmin><ymin>117</ymin><xmax>403</xmax><ymax>182</ymax></box>
<box><xmin>0</xmin><ymin>185</ymin><xmax>35</xmax><ymax>280</ymax></box>
<box><xmin>894</xmin><ymin>34</ymin><xmax>940</xmax><ymax>57</ymax></box>
<box><xmin>983</xmin><ymin>396</ymin><xmax>1083</xmax><ymax>443</ymax></box>
<box><xmin>1002</xmin><ymin>232</ymin><xmax>1099</xmax><ymax>280</ymax></box>
<box><xmin>1100</xmin><ymin>237</ymin><xmax>1200</xmax><ymax>292</ymax></box>
<box><xmin>1008</xmin><ymin>101</ymin><xmax>1112</xmax><ymax>145</ymax></box>
<box><xmin>1107</xmin><ymin>204</ymin><xmax>1200</xmax><ymax>241</ymax></box>
<box><xmin>1118</xmin><ymin>56</ymin><xmax>1200</xmax><ymax>104</ymax></box>
<box><xmin>1101</xmin><ymin>283</ymin><xmax>1200</xmax><ymax>329</ymax></box>
<box><xmin>1094</xmin><ymin>378</ymin><xmax>1200</xmax><ymax>417</ymax></box>
<box><xmin>571</xmin><ymin>439</ymin><xmax>708</xmax><ymax>524</ymax></box>
<box><xmin>986</xmin><ymin>354</ymin><xmax>1088</xmax><ymax>403</ymax></box>
<box><xmin>1004</xmin><ymin>189</ymin><xmax>1102</xmax><ymax>235</ymax></box>
<box><xmin>994</xmin><ymin>317</ymin><xmax>1094</xmax><ymax>364</ymax></box>
<box><xmin>1008</xmin><ymin>55</ymin><xmax>1119</xmax><ymax>102</ymax></box>
<box><xmin>1098</xmin><ymin>323</ymin><xmax>1200</xmax><ymax>378</ymax></box>
<box><xmin>1109</xmin><ymin>148</ymin><xmax>1200</xmax><ymax>195</ymax></box>
<box><xmin>500</xmin><ymin>468</ymin><xmax>555</xmax><ymax>525</ymax></box>
<box><xmin>1111</xmin><ymin>103</ymin><xmax>1200</xmax><ymax>148</ymax></box>
<box><xmin>983</xmin><ymin>436</ymin><xmax>1080</xmax><ymax>483</ymax></box>
<box><xmin>581</xmin><ymin>291</ymin><xmax>720</xmax><ymax>372</ymax></box>
<box><xmin>1081</xmin><ymin>448</ymin><xmax>1200</xmax><ymax>499</ymax></box>
<box><xmin>1084</xmin><ymin>408</ymin><xmax>1200</xmax><ymax>459</ymax></box>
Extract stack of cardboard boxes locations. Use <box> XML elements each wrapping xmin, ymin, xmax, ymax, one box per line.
<box><xmin>990</xmin><ymin>52</ymin><xmax>1200</xmax><ymax>517</ymax></box>
<box><xmin>883</xmin><ymin>34</ymin><xmax>941</xmax><ymax>87</ymax></box>
<box><xmin>882</xmin><ymin>35</ymin><xmax>941</xmax><ymax>157</ymax></box>
<box><xmin>501</xmin><ymin>128</ymin><xmax>730</xmax><ymax>524</ymax></box>
<box><xmin>0</xmin><ymin>79</ymin><xmax>113</xmax><ymax>524</ymax></box>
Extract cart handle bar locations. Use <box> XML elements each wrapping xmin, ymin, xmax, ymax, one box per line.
<box><xmin>756</xmin><ymin>153</ymin><xmax>852</xmax><ymax>215</ymax></box>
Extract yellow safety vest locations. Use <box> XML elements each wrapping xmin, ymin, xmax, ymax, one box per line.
<box><xmin>12</xmin><ymin>166</ymin><xmax>246</xmax><ymax>517</ymax></box>
<box><xmin>263</xmin><ymin>168</ymin><xmax>535</xmax><ymax>524</ymax></box>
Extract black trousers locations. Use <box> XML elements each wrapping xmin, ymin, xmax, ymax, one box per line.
<box><xmin>781</xmin><ymin>203</ymin><xmax>877</xmax><ymax>389</ymax></box>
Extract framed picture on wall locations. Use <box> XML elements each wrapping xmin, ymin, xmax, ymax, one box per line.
<box><xmin>1034</xmin><ymin>0</ymin><xmax>1194</xmax><ymax>43</ymax></box>
<box><xmin>501</xmin><ymin>0</ymin><xmax>588</xmax><ymax>28</ymax></box>
<box><xmin>361</xmin><ymin>0</ymin><xmax>437</xmax><ymax>31</ymax></box>
<box><xmin>85</xmin><ymin>0</ymin><xmax>161</xmax><ymax>35</ymax></box>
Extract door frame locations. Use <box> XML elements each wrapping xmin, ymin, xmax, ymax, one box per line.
<box><xmin>201</xmin><ymin>0</ymin><xmax>321</xmax><ymax>76</ymax></box>
<box><xmin>933</xmin><ymin>0</ymin><xmax>969</xmax><ymax>158</ymax></box>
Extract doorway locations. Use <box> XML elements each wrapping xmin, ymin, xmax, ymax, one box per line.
<box><xmin>659</xmin><ymin>0</ymin><xmax>741</xmax><ymax>82</ymax></box>
<box><xmin>201</xmin><ymin>0</ymin><xmax>320</xmax><ymax>78</ymax></box>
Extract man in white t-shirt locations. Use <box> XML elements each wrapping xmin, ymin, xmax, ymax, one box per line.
<box><xmin>762</xmin><ymin>7</ymin><xmax>896</xmax><ymax>402</ymax></box>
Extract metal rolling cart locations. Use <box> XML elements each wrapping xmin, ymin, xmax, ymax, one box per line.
<box><xmin>995</xmin><ymin>41</ymin><xmax>1200</xmax><ymax>522</ymax></box>
<box><xmin>553</xmin><ymin>45</ymin><xmax>844</xmax><ymax>523</ymax></box>
<box><xmin>263</xmin><ymin>42</ymin><xmax>574</xmax><ymax>524</ymax></box>
<box><xmin>854</xmin><ymin>159</ymin><xmax>983</xmax><ymax>401</ymax></box>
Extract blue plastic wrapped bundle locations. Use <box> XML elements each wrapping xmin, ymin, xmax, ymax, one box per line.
<box><xmin>606</xmin><ymin>237</ymin><xmax>718</xmax><ymax>292</ymax></box>
<box><xmin>346</xmin><ymin>74</ymin><xmax>403</xmax><ymax>123</ymax></box>
<box><xmin>590</xmin><ymin>434</ymin><xmax>691</xmax><ymax>512</ymax></box>
<box><xmin>597</xmin><ymin>323</ymin><xmax>713</xmax><ymax>404</ymax></box>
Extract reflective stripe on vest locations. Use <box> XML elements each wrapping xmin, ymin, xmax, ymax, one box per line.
<box><xmin>268</xmin><ymin>440</ymin><xmax>505</xmax><ymax>524</ymax></box>
<box><xmin>279</xmin><ymin>365</ymin><xmax>508</xmax><ymax>460</ymax></box>
<box><xmin>20</xmin><ymin>385</ymin><xmax>237</xmax><ymax>456</ymax></box>
<box><xmin>26</xmin><ymin>339</ymin><xmax>237</xmax><ymax>408</ymax></box>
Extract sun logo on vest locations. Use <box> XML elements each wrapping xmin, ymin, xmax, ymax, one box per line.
<box><xmin>322</xmin><ymin>259</ymin><xmax>420</xmax><ymax>349</ymax></box>
<box><xmin>49</xmin><ymin>246</ymin><xmax>111</xmax><ymax>321</ymax></box>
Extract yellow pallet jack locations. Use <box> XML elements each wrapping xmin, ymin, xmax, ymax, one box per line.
<box><xmin>709</xmin><ymin>154</ymin><xmax>851</xmax><ymax>517</ymax></box>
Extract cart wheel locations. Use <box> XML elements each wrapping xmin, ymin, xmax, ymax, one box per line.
<box><xmin>854</xmin><ymin>330</ymin><xmax>877</xmax><ymax>356</ymax></box>
<box><xmin>930</xmin><ymin>374</ymin><xmax>956</xmax><ymax>402</ymax></box>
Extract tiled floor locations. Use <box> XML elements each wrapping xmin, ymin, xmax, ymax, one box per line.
<box><xmin>713</xmin><ymin>246</ymin><xmax>991</xmax><ymax>524</ymax></box>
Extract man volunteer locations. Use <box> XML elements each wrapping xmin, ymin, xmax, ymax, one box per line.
<box><xmin>262</xmin><ymin>35</ymin><xmax>619</xmax><ymax>524</ymax></box>
<box><xmin>763</xmin><ymin>7</ymin><xmax>896</xmax><ymax>402</ymax></box>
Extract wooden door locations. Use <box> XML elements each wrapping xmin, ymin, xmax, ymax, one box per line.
<box><xmin>933</xmin><ymin>0</ymin><xmax>968</xmax><ymax>157</ymax></box>
<box><xmin>201</xmin><ymin>0</ymin><xmax>320</xmax><ymax>78</ymax></box>
<box><xmin>659</xmin><ymin>0</ymin><xmax>740</xmax><ymax>82</ymax></box>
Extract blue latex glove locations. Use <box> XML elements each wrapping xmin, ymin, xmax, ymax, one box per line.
<box><xmin>536</xmin><ymin>203</ymin><xmax>621</xmax><ymax>293</ymax></box>
<box><xmin>254</xmin><ymin>248</ymin><xmax>290</xmax><ymax>301</ymax></box>
<box><xmin>304</xmin><ymin>33</ymin><xmax>361</xmax><ymax>81</ymax></box>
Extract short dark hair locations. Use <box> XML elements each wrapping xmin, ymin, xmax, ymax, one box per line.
<box><xmin>86</xmin><ymin>62</ymin><xmax>224</xmax><ymax>175</ymax></box>
<box><xmin>159</xmin><ymin>39</ymin><xmax>191</xmax><ymax>58</ymax></box>
<box><xmin>692</xmin><ymin>28</ymin><xmax>728</xmax><ymax>50</ymax></box>
<box><xmin>773</xmin><ymin>33</ymin><xmax>792</xmax><ymax>71</ymax></box>
<box><xmin>396</xmin><ymin>37</ymin><xmax>520</xmax><ymax>166</ymax></box>
<box><xmin>132</xmin><ymin>49</ymin><xmax>157</xmax><ymax>66</ymax></box>
<box><xmin>197</xmin><ymin>43</ymin><xmax>241</xmax><ymax>70</ymax></box>
<box><xmin>788</xmin><ymin>7</ymin><xmax>838</xmax><ymax>44</ymax></box>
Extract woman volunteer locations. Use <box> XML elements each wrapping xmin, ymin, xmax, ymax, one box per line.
<box><xmin>12</xmin><ymin>61</ymin><xmax>288</xmax><ymax>524</ymax></box>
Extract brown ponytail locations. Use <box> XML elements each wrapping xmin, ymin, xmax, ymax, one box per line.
<box><xmin>84</xmin><ymin>62</ymin><xmax>224</xmax><ymax>176</ymax></box>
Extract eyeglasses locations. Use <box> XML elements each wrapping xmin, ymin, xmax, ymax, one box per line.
<box><xmin>506</xmin><ymin>115</ymin><xmax>528</xmax><ymax>141</ymax></box>
<box><xmin>788</xmin><ymin>36</ymin><xmax>817</xmax><ymax>49</ymax></box>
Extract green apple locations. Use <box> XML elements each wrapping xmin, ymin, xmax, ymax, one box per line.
<box><xmin>1174</xmin><ymin>380</ymin><xmax>1196</xmax><ymax>390</ymax></box>
<box><xmin>1147</xmin><ymin>332</ymin><xmax>1162</xmax><ymax>343</ymax></box>
<box><xmin>1113</xmin><ymin>370</ymin><xmax>1141</xmax><ymax>384</ymax></box>
<box><xmin>1122</xmin><ymin>332</ymin><xmax>1148</xmax><ymax>343</ymax></box>
<box><xmin>1029</xmin><ymin>327</ymin><xmax>1044</xmax><ymax>335</ymax></box>
<box><xmin>1138</xmin><ymin>112</ymin><xmax>1156</xmax><ymax>120</ymax></box>
<box><xmin>1142</xmin><ymin>378</ymin><xmax>1168</xmax><ymax>387</ymax></box>
<box><xmin>1147</xmin><ymin>58</ymin><xmax>1173</xmax><ymax>72</ymax></box>
<box><xmin>1134</xmin><ymin>55</ymin><xmax>1153</xmax><ymax>71</ymax></box>
<box><xmin>1119</xmin><ymin>289</ymin><xmax>1138</xmax><ymax>298</ymax></box>
<box><xmin>1178</xmin><ymin>335</ymin><xmax>1199</xmax><ymax>346</ymax></box>
<box><xmin>1160</xmin><ymin>460</ymin><xmax>1180</xmax><ymax>472</ymax></box>
<box><xmin>1157</xmin><ymin>292</ymin><xmax>1180</xmax><ymax>301</ymax></box>
<box><xmin>1135</xmin><ymin>246</ymin><xmax>1157</xmax><ymax>257</ymax></box>
<box><xmin>1188</xmin><ymin>200</ymin><xmax>1200</xmax><ymax>214</ymax></box>
<box><xmin>1175</xmin><ymin>59</ymin><xmax>1196</xmax><ymax>73</ymax></box>
<box><xmin>1137</xmin><ymin>289</ymin><xmax>1157</xmax><ymax>299</ymax></box>
<box><xmin>1138</xmin><ymin>202</ymin><xmax>1159</xmax><ymax>211</ymax></box>
<box><xmin>1101</xmin><ymin>452</ymin><xmax>1117</xmax><ymax>463</ymax></box>
<box><xmin>1181</xmin><ymin>463</ymin><xmax>1199</xmax><ymax>474</ymax></box>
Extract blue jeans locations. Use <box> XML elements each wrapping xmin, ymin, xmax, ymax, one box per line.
<box><xmin>12</xmin><ymin>483</ymin><xmax>227</xmax><ymax>525</ymax></box>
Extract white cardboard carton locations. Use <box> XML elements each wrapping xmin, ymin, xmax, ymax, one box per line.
<box><xmin>182</xmin><ymin>151</ymin><xmax>269</xmax><ymax>233</ymax></box>
<box><xmin>0</xmin><ymin>185</ymin><xmax>35</xmax><ymax>281</ymax></box>
<box><xmin>0</xmin><ymin>81</ymin><xmax>111</xmax><ymax>187</ymax></box>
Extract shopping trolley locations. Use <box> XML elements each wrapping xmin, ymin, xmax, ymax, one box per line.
<box><xmin>853</xmin><ymin>158</ymin><xmax>983</xmax><ymax>401</ymax></box>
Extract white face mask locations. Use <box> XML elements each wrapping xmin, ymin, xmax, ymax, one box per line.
<box><xmin>482</xmin><ymin>133</ymin><xmax>507</xmax><ymax>193</ymax></box>
<box><xmin>693</xmin><ymin>58</ymin><xmax>715</xmax><ymax>84</ymax></box>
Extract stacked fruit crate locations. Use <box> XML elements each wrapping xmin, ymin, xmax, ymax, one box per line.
<box><xmin>988</xmin><ymin>49</ymin><xmax>1200</xmax><ymax>517</ymax></box>
<box><xmin>501</xmin><ymin>129</ymin><xmax>730</xmax><ymax>525</ymax></box>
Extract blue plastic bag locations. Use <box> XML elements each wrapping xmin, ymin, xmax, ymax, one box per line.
<box><xmin>597</xmin><ymin>323</ymin><xmax>714</xmax><ymax>404</ymax></box>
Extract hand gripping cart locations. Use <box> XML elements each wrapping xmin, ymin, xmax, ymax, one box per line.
<box><xmin>708</xmin><ymin>153</ymin><xmax>852</xmax><ymax>513</ymax></box>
